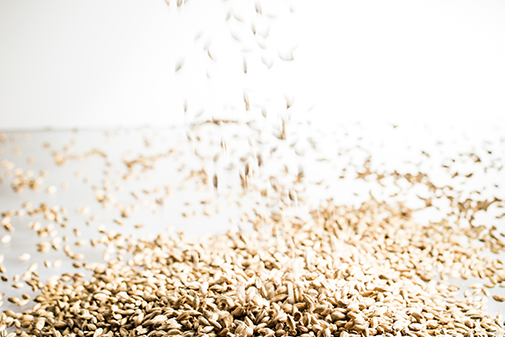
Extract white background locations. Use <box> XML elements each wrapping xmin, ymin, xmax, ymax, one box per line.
<box><xmin>1</xmin><ymin>0</ymin><xmax>505</xmax><ymax>129</ymax></box>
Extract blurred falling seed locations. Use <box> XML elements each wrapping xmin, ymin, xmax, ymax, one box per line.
<box><xmin>175</xmin><ymin>58</ymin><xmax>185</xmax><ymax>72</ymax></box>
<box><xmin>278</xmin><ymin>50</ymin><xmax>294</xmax><ymax>61</ymax></box>
<box><xmin>258</xmin><ymin>26</ymin><xmax>270</xmax><ymax>39</ymax></box>
<box><xmin>225</xmin><ymin>10</ymin><xmax>232</xmax><ymax>21</ymax></box>
<box><xmin>295</xmin><ymin>147</ymin><xmax>306</xmax><ymax>156</ymax></box>
<box><xmin>255</xmin><ymin>1</ymin><xmax>262</xmax><ymax>13</ymax></box>
<box><xmin>261</xmin><ymin>106</ymin><xmax>267</xmax><ymax>118</ymax></box>
<box><xmin>285</xmin><ymin>95</ymin><xmax>294</xmax><ymax>109</ymax></box>
<box><xmin>261</xmin><ymin>55</ymin><xmax>273</xmax><ymax>69</ymax></box>
<box><xmin>195</xmin><ymin>108</ymin><xmax>205</xmax><ymax>118</ymax></box>
<box><xmin>257</xmin><ymin>154</ymin><xmax>263</xmax><ymax>167</ymax></box>
<box><xmin>220</xmin><ymin>140</ymin><xmax>227</xmax><ymax>151</ymax></box>
<box><xmin>177</xmin><ymin>0</ymin><xmax>182</xmax><ymax>6</ymax></box>
<box><xmin>244</xmin><ymin>92</ymin><xmax>250</xmax><ymax>111</ymax></box>
<box><xmin>243</xmin><ymin>58</ymin><xmax>248</xmax><ymax>74</ymax></box>
<box><xmin>231</xmin><ymin>31</ymin><xmax>242</xmax><ymax>42</ymax></box>
<box><xmin>194</xmin><ymin>30</ymin><xmax>203</xmax><ymax>41</ymax></box>
<box><xmin>248</xmin><ymin>137</ymin><xmax>256</xmax><ymax>147</ymax></box>
<box><xmin>207</xmin><ymin>49</ymin><xmax>216</xmax><ymax>61</ymax></box>
<box><xmin>288</xmin><ymin>189</ymin><xmax>297</xmax><ymax>203</ymax></box>
<box><xmin>233</xmin><ymin>12</ymin><xmax>246</xmax><ymax>22</ymax></box>
<box><xmin>257</xmin><ymin>39</ymin><xmax>267</xmax><ymax>49</ymax></box>
<box><xmin>183</xmin><ymin>99</ymin><xmax>188</xmax><ymax>113</ymax></box>
<box><xmin>213</xmin><ymin>175</ymin><xmax>218</xmax><ymax>189</ymax></box>
<box><xmin>203</xmin><ymin>38</ymin><xmax>212</xmax><ymax>51</ymax></box>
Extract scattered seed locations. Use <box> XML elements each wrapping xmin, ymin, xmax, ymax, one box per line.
<box><xmin>18</xmin><ymin>253</ymin><xmax>30</xmax><ymax>261</ymax></box>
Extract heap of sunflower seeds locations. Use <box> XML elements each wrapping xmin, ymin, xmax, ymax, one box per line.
<box><xmin>2</xmin><ymin>120</ymin><xmax>505</xmax><ymax>337</ymax></box>
<box><xmin>1</xmin><ymin>123</ymin><xmax>505</xmax><ymax>337</ymax></box>
<box><xmin>1</xmin><ymin>194</ymin><xmax>504</xmax><ymax>337</ymax></box>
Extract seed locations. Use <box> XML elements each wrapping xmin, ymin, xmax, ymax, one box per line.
<box><xmin>28</xmin><ymin>263</ymin><xmax>38</xmax><ymax>272</ymax></box>
<box><xmin>46</xmin><ymin>186</ymin><xmax>57</xmax><ymax>194</ymax></box>
<box><xmin>493</xmin><ymin>295</ymin><xmax>505</xmax><ymax>302</ymax></box>
<box><xmin>18</xmin><ymin>253</ymin><xmax>30</xmax><ymax>261</ymax></box>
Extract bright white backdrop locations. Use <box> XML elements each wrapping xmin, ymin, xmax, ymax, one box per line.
<box><xmin>1</xmin><ymin>0</ymin><xmax>505</xmax><ymax>130</ymax></box>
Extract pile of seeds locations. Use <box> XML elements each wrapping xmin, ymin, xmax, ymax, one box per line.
<box><xmin>1</xmin><ymin>123</ymin><xmax>505</xmax><ymax>337</ymax></box>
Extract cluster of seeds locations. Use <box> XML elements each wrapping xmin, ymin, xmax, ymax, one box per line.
<box><xmin>1</xmin><ymin>192</ymin><xmax>505</xmax><ymax>337</ymax></box>
<box><xmin>1</xmin><ymin>121</ymin><xmax>505</xmax><ymax>337</ymax></box>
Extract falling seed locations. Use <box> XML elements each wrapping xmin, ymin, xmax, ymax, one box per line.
<box><xmin>225</xmin><ymin>9</ymin><xmax>232</xmax><ymax>21</ymax></box>
<box><xmin>175</xmin><ymin>58</ymin><xmax>185</xmax><ymax>72</ymax></box>
<box><xmin>207</xmin><ymin>49</ymin><xmax>216</xmax><ymax>61</ymax></box>
<box><xmin>203</xmin><ymin>38</ymin><xmax>211</xmax><ymax>51</ymax></box>
<box><xmin>278</xmin><ymin>50</ymin><xmax>294</xmax><ymax>61</ymax></box>
<box><xmin>285</xmin><ymin>94</ymin><xmax>294</xmax><ymax>109</ymax></box>
<box><xmin>254</xmin><ymin>1</ymin><xmax>262</xmax><ymax>13</ymax></box>
<box><xmin>244</xmin><ymin>91</ymin><xmax>250</xmax><ymax>111</ymax></box>
<box><xmin>233</xmin><ymin>12</ymin><xmax>246</xmax><ymax>22</ymax></box>
<box><xmin>261</xmin><ymin>55</ymin><xmax>273</xmax><ymax>68</ymax></box>
<box><xmin>231</xmin><ymin>31</ymin><xmax>242</xmax><ymax>42</ymax></box>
